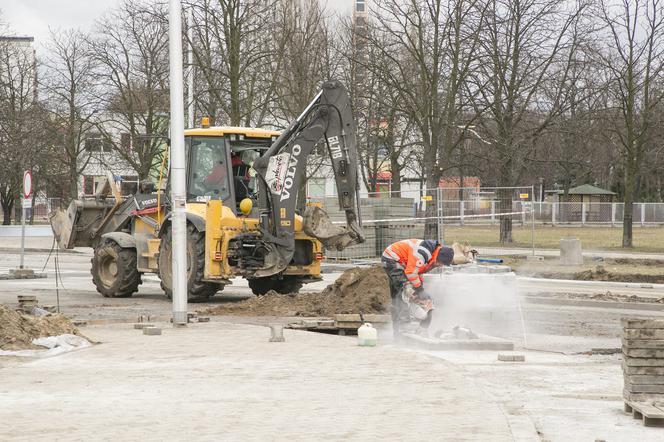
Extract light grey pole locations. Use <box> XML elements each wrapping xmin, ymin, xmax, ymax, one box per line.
<box><xmin>169</xmin><ymin>0</ymin><xmax>188</xmax><ymax>326</ymax></box>
<box><xmin>19</xmin><ymin>200</ymin><xmax>26</xmax><ymax>269</ymax></box>
<box><xmin>187</xmin><ymin>7</ymin><xmax>194</xmax><ymax>129</ymax></box>
<box><xmin>531</xmin><ymin>185</ymin><xmax>535</xmax><ymax>256</ymax></box>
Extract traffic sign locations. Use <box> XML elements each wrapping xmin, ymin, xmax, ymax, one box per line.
<box><xmin>23</xmin><ymin>170</ymin><xmax>32</xmax><ymax>198</ymax></box>
<box><xmin>22</xmin><ymin>198</ymin><xmax>32</xmax><ymax>209</ymax></box>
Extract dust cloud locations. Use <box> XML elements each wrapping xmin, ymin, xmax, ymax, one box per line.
<box><xmin>422</xmin><ymin>268</ymin><xmax>525</xmax><ymax>342</ymax></box>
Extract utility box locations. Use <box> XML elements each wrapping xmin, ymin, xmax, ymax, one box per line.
<box><xmin>560</xmin><ymin>237</ymin><xmax>583</xmax><ymax>265</ymax></box>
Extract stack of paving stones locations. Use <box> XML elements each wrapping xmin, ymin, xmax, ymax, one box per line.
<box><xmin>622</xmin><ymin>318</ymin><xmax>664</xmax><ymax>426</ymax></box>
<box><xmin>17</xmin><ymin>295</ymin><xmax>38</xmax><ymax>313</ymax></box>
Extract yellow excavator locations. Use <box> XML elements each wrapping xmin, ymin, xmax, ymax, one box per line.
<box><xmin>50</xmin><ymin>80</ymin><xmax>364</xmax><ymax>301</ymax></box>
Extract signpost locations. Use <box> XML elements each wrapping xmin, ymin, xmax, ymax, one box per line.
<box><xmin>19</xmin><ymin>170</ymin><xmax>32</xmax><ymax>269</ymax></box>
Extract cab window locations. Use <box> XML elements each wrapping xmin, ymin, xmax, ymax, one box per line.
<box><xmin>186</xmin><ymin>136</ymin><xmax>231</xmax><ymax>202</ymax></box>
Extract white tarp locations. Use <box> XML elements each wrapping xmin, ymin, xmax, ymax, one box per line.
<box><xmin>0</xmin><ymin>334</ymin><xmax>91</xmax><ymax>358</ymax></box>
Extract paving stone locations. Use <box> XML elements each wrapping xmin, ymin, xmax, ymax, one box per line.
<box><xmin>622</xmin><ymin>318</ymin><xmax>664</xmax><ymax>329</ymax></box>
<box><xmin>133</xmin><ymin>323</ymin><xmax>154</xmax><ymax>330</ymax></box>
<box><xmin>624</xmin><ymin>375</ymin><xmax>664</xmax><ymax>385</ymax></box>
<box><xmin>143</xmin><ymin>327</ymin><xmax>162</xmax><ymax>336</ymax></box>
<box><xmin>623</xmin><ymin>358</ymin><xmax>664</xmax><ymax>367</ymax></box>
<box><xmin>625</xmin><ymin>383</ymin><xmax>664</xmax><ymax>394</ymax></box>
<box><xmin>622</xmin><ymin>364</ymin><xmax>664</xmax><ymax>375</ymax></box>
<box><xmin>624</xmin><ymin>348</ymin><xmax>664</xmax><ymax>358</ymax></box>
<box><xmin>622</xmin><ymin>339</ymin><xmax>664</xmax><ymax>349</ymax></box>
<box><xmin>498</xmin><ymin>354</ymin><xmax>525</xmax><ymax>362</ymax></box>
<box><xmin>624</xmin><ymin>329</ymin><xmax>664</xmax><ymax>340</ymax></box>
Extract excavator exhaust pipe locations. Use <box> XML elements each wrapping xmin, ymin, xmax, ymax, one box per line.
<box><xmin>303</xmin><ymin>205</ymin><xmax>365</xmax><ymax>251</ymax></box>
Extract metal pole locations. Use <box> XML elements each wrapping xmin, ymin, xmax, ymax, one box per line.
<box><xmin>187</xmin><ymin>7</ymin><xmax>194</xmax><ymax>128</ymax></box>
<box><xmin>531</xmin><ymin>185</ymin><xmax>535</xmax><ymax>256</ymax></box>
<box><xmin>169</xmin><ymin>0</ymin><xmax>188</xmax><ymax>326</ymax></box>
<box><xmin>19</xmin><ymin>200</ymin><xmax>26</xmax><ymax>269</ymax></box>
<box><xmin>436</xmin><ymin>187</ymin><xmax>444</xmax><ymax>244</ymax></box>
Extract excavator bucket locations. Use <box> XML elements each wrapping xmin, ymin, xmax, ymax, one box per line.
<box><xmin>50</xmin><ymin>199</ymin><xmax>117</xmax><ymax>249</ymax></box>
<box><xmin>50</xmin><ymin>172</ymin><xmax>127</xmax><ymax>249</ymax></box>
<box><xmin>303</xmin><ymin>205</ymin><xmax>364</xmax><ymax>251</ymax></box>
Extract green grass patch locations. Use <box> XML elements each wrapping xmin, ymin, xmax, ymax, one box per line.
<box><xmin>443</xmin><ymin>225</ymin><xmax>664</xmax><ymax>253</ymax></box>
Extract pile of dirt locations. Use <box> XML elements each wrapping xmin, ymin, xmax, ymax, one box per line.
<box><xmin>0</xmin><ymin>305</ymin><xmax>83</xmax><ymax>350</ymax></box>
<box><xmin>573</xmin><ymin>266</ymin><xmax>664</xmax><ymax>284</ymax></box>
<box><xmin>536</xmin><ymin>265</ymin><xmax>664</xmax><ymax>284</ymax></box>
<box><xmin>203</xmin><ymin>266</ymin><xmax>391</xmax><ymax>317</ymax></box>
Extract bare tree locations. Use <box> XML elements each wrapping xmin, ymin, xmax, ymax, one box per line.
<box><xmin>187</xmin><ymin>0</ymin><xmax>278</xmax><ymax>127</ymax></box>
<box><xmin>596</xmin><ymin>0</ymin><xmax>664</xmax><ymax>247</ymax></box>
<box><xmin>0</xmin><ymin>35</ymin><xmax>42</xmax><ymax>224</ymax></box>
<box><xmin>90</xmin><ymin>0</ymin><xmax>170</xmax><ymax>181</ymax></box>
<box><xmin>42</xmin><ymin>29</ymin><xmax>99</xmax><ymax>198</ymax></box>
<box><xmin>367</xmin><ymin>0</ymin><xmax>486</xmax><ymax>237</ymax></box>
<box><xmin>470</xmin><ymin>0</ymin><xmax>586</xmax><ymax>242</ymax></box>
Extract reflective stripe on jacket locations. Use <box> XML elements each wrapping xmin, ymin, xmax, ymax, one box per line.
<box><xmin>382</xmin><ymin>239</ymin><xmax>440</xmax><ymax>288</ymax></box>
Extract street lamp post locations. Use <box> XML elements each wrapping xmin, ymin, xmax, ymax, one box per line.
<box><xmin>169</xmin><ymin>0</ymin><xmax>188</xmax><ymax>326</ymax></box>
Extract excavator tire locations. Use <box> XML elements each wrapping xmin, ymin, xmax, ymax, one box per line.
<box><xmin>158</xmin><ymin>223</ymin><xmax>219</xmax><ymax>302</ymax></box>
<box><xmin>91</xmin><ymin>239</ymin><xmax>142</xmax><ymax>298</ymax></box>
<box><xmin>248</xmin><ymin>276</ymin><xmax>303</xmax><ymax>295</ymax></box>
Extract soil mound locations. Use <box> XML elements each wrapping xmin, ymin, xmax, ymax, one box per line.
<box><xmin>203</xmin><ymin>266</ymin><xmax>391</xmax><ymax>317</ymax></box>
<box><xmin>0</xmin><ymin>305</ymin><xmax>82</xmax><ymax>350</ymax></box>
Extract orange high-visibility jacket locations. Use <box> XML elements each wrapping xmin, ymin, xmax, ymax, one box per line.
<box><xmin>382</xmin><ymin>239</ymin><xmax>441</xmax><ymax>289</ymax></box>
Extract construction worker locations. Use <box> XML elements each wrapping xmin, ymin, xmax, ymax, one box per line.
<box><xmin>381</xmin><ymin>239</ymin><xmax>454</xmax><ymax>336</ymax></box>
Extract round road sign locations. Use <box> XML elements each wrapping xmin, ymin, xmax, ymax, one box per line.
<box><xmin>23</xmin><ymin>170</ymin><xmax>32</xmax><ymax>198</ymax></box>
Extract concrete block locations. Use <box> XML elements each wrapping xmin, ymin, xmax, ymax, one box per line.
<box><xmin>622</xmin><ymin>318</ymin><xmax>664</xmax><ymax>329</ymax></box>
<box><xmin>400</xmin><ymin>332</ymin><xmax>514</xmax><ymax>351</ymax></box>
<box><xmin>625</xmin><ymin>383</ymin><xmax>664</xmax><ymax>394</ymax></box>
<box><xmin>134</xmin><ymin>323</ymin><xmax>154</xmax><ymax>329</ymax></box>
<box><xmin>624</xmin><ymin>348</ymin><xmax>664</xmax><ymax>358</ymax></box>
<box><xmin>622</xmin><ymin>364</ymin><xmax>664</xmax><ymax>375</ymax></box>
<box><xmin>624</xmin><ymin>329</ymin><xmax>664</xmax><ymax>340</ymax></box>
<box><xmin>624</xmin><ymin>374</ymin><xmax>664</xmax><ymax>385</ymax></box>
<box><xmin>622</xmin><ymin>339</ymin><xmax>664</xmax><ymax>349</ymax></box>
<box><xmin>4</xmin><ymin>268</ymin><xmax>47</xmax><ymax>279</ymax></box>
<box><xmin>623</xmin><ymin>358</ymin><xmax>664</xmax><ymax>367</ymax></box>
<box><xmin>197</xmin><ymin>316</ymin><xmax>210</xmax><ymax>323</ymax></box>
<box><xmin>560</xmin><ymin>238</ymin><xmax>583</xmax><ymax>265</ymax></box>
<box><xmin>143</xmin><ymin>327</ymin><xmax>162</xmax><ymax>335</ymax></box>
<box><xmin>497</xmin><ymin>354</ymin><xmax>525</xmax><ymax>362</ymax></box>
<box><xmin>269</xmin><ymin>324</ymin><xmax>285</xmax><ymax>342</ymax></box>
<box><xmin>526</xmin><ymin>255</ymin><xmax>544</xmax><ymax>262</ymax></box>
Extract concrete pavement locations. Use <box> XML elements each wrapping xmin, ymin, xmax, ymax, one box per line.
<box><xmin>0</xmin><ymin>322</ymin><xmax>520</xmax><ymax>441</ymax></box>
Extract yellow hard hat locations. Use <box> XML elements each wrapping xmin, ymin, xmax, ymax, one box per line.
<box><xmin>239</xmin><ymin>198</ymin><xmax>253</xmax><ymax>215</ymax></box>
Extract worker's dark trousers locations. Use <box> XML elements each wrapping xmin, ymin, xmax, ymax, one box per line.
<box><xmin>381</xmin><ymin>257</ymin><xmax>408</xmax><ymax>337</ymax></box>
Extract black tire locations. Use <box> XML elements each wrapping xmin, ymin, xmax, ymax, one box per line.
<box><xmin>91</xmin><ymin>239</ymin><xmax>142</xmax><ymax>298</ymax></box>
<box><xmin>274</xmin><ymin>277</ymin><xmax>303</xmax><ymax>294</ymax></box>
<box><xmin>248</xmin><ymin>276</ymin><xmax>304</xmax><ymax>296</ymax></box>
<box><xmin>158</xmin><ymin>223</ymin><xmax>219</xmax><ymax>302</ymax></box>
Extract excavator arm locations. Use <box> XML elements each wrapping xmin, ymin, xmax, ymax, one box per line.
<box><xmin>252</xmin><ymin>80</ymin><xmax>365</xmax><ymax>277</ymax></box>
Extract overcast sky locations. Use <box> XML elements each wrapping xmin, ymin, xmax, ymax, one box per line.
<box><xmin>1</xmin><ymin>0</ymin><xmax>352</xmax><ymax>54</ymax></box>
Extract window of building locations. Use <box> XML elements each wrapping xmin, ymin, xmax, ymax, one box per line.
<box><xmin>356</xmin><ymin>0</ymin><xmax>365</xmax><ymax>12</ymax></box>
<box><xmin>85</xmin><ymin>135</ymin><xmax>112</xmax><ymax>152</ymax></box>
<box><xmin>83</xmin><ymin>175</ymin><xmax>94</xmax><ymax>195</ymax></box>
<box><xmin>307</xmin><ymin>177</ymin><xmax>326</xmax><ymax>199</ymax></box>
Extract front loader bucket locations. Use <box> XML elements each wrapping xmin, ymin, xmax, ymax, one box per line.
<box><xmin>303</xmin><ymin>205</ymin><xmax>365</xmax><ymax>251</ymax></box>
<box><xmin>49</xmin><ymin>198</ymin><xmax>120</xmax><ymax>249</ymax></box>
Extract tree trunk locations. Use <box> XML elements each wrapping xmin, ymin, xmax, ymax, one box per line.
<box><xmin>498</xmin><ymin>187</ymin><xmax>513</xmax><ymax>243</ymax></box>
<box><xmin>2</xmin><ymin>204</ymin><xmax>11</xmax><ymax>225</ymax></box>
<box><xmin>423</xmin><ymin>174</ymin><xmax>441</xmax><ymax>239</ymax></box>
<box><xmin>622</xmin><ymin>161</ymin><xmax>637</xmax><ymax>248</ymax></box>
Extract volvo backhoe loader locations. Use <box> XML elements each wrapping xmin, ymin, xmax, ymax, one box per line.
<box><xmin>50</xmin><ymin>80</ymin><xmax>364</xmax><ymax>301</ymax></box>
